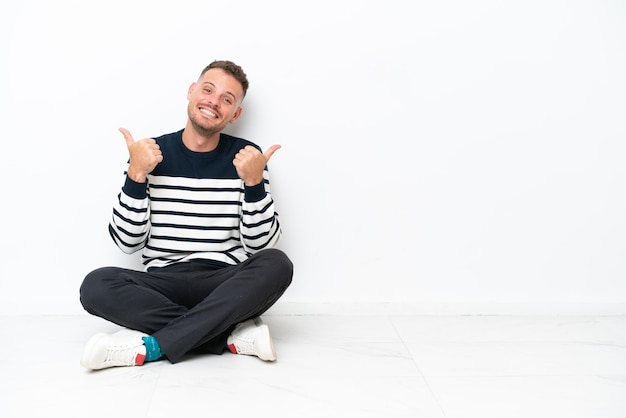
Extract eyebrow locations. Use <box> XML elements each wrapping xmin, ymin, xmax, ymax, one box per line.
<box><xmin>202</xmin><ymin>82</ymin><xmax>238</xmax><ymax>101</ymax></box>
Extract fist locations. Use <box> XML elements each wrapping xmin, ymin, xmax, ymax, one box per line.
<box><xmin>119</xmin><ymin>128</ymin><xmax>163</xmax><ymax>183</ymax></box>
<box><xmin>233</xmin><ymin>144</ymin><xmax>281</xmax><ymax>186</ymax></box>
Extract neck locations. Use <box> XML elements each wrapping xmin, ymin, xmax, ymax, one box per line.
<box><xmin>182</xmin><ymin>120</ymin><xmax>221</xmax><ymax>152</ymax></box>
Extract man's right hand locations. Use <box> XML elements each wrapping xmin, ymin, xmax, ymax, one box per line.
<box><xmin>119</xmin><ymin>128</ymin><xmax>163</xmax><ymax>183</ymax></box>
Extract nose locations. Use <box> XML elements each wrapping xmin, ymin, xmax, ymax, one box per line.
<box><xmin>206</xmin><ymin>96</ymin><xmax>220</xmax><ymax>109</ymax></box>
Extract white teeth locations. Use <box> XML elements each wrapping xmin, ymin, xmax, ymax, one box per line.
<box><xmin>200</xmin><ymin>108</ymin><xmax>216</xmax><ymax>118</ymax></box>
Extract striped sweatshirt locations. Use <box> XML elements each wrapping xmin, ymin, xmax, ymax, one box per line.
<box><xmin>109</xmin><ymin>129</ymin><xmax>281</xmax><ymax>270</ymax></box>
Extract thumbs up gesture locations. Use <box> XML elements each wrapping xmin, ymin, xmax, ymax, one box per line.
<box><xmin>119</xmin><ymin>128</ymin><xmax>163</xmax><ymax>183</ymax></box>
<box><xmin>233</xmin><ymin>144</ymin><xmax>281</xmax><ymax>187</ymax></box>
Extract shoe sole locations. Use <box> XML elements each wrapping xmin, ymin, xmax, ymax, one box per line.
<box><xmin>256</xmin><ymin>324</ymin><xmax>277</xmax><ymax>361</ymax></box>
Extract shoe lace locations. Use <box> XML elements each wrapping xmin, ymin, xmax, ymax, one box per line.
<box><xmin>232</xmin><ymin>323</ymin><xmax>261</xmax><ymax>355</ymax></box>
<box><xmin>233</xmin><ymin>333</ymin><xmax>256</xmax><ymax>354</ymax></box>
<box><xmin>104</xmin><ymin>343</ymin><xmax>140</xmax><ymax>365</ymax></box>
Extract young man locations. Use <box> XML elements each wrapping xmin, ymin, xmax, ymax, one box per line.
<box><xmin>79</xmin><ymin>60</ymin><xmax>293</xmax><ymax>370</ymax></box>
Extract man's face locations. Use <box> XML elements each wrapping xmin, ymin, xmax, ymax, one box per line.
<box><xmin>187</xmin><ymin>68</ymin><xmax>244</xmax><ymax>136</ymax></box>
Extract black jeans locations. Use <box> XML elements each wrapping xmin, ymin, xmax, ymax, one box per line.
<box><xmin>79</xmin><ymin>248</ymin><xmax>293</xmax><ymax>363</ymax></box>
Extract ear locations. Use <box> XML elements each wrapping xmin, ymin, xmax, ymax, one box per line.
<box><xmin>187</xmin><ymin>82</ymin><xmax>197</xmax><ymax>100</ymax></box>
<box><xmin>229</xmin><ymin>106</ymin><xmax>243</xmax><ymax>124</ymax></box>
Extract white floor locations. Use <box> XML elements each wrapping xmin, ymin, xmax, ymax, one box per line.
<box><xmin>1</xmin><ymin>314</ymin><xmax>625</xmax><ymax>418</ymax></box>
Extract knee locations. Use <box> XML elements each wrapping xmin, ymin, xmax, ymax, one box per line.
<box><xmin>264</xmin><ymin>248</ymin><xmax>293</xmax><ymax>288</ymax></box>
<box><xmin>79</xmin><ymin>267</ymin><xmax>116</xmax><ymax>313</ymax></box>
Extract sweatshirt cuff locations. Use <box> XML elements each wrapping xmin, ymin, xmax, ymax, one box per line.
<box><xmin>244</xmin><ymin>182</ymin><xmax>267</xmax><ymax>202</ymax></box>
<box><xmin>122</xmin><ymin>175</ymin><xmax>148</xmax><ymax>199</ymax></box>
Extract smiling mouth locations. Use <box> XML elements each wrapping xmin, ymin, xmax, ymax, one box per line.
<box><xmin>199</xmin><ymin>107</ymin><xmax>218</xmax><ymax>118</ymax></box>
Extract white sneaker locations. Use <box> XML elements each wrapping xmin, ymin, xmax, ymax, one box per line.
<box><xmin>81</xmin><ymin>329</ymin><xmax>148</xmax><ymax>370</ymax></box>
<box><xmin>227</xmin><ymin>318</ymin><xmax>277</xmax><ymax>361</ymax></box>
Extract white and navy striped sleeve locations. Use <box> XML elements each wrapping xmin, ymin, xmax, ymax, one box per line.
<box><xmin>108</xmin><ymin>175</ymin><xmax>151</xmax><ymax>254</ymax></box>
<box><xmin>240</xmin><ymin>171</ymin><xmax>282</xmax><ymax>253</ymax></box>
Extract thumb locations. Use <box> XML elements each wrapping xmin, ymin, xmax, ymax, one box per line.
<box><xmin>264</xmin><ymin>144</ymin><xmax>282</xmax><ymax>162</ymax></box>
<box><xmin>119</xmin><ymin>127</ymin><xmax>135</xmax><ymax>148</ymax></box>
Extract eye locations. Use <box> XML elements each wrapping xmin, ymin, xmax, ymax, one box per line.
<box><xmin>223</xmin><ymin>97</ymin><xmax>233</xmax><ymax>105</ymax></box>
<box><xmin>203</xmin><ymin>88</ymin><xmax>212</xmax><ymax>94</ymax></box>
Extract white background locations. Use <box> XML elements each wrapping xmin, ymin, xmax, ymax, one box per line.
<box><xmin>1</xmin><ymin>0</ymin><xmax>624</xmax><ymax>315</ymax></box>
